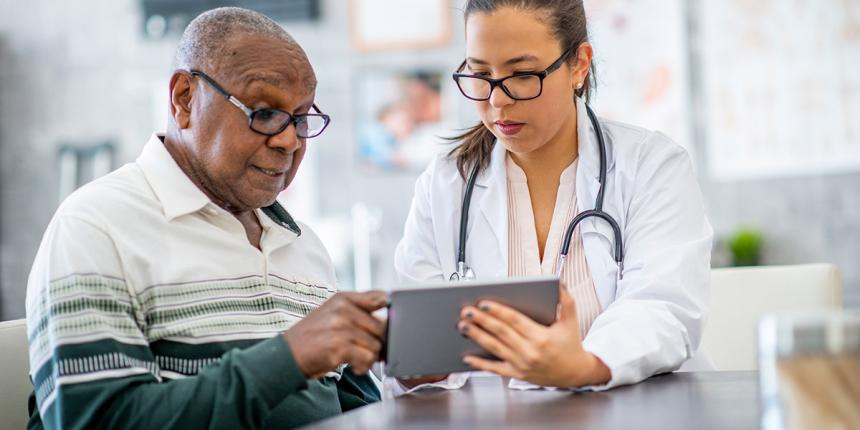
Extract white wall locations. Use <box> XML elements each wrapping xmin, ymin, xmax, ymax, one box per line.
<box><xmin>1</xmin><ymin>0</ymin><xmax>858</xmax><ymax>320</ymax></box>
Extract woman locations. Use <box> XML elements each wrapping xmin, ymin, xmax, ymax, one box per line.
<box><xmin>391</xmin><ymin>0</ymin><xmax>713</xmax><ymax>393</ymax></box>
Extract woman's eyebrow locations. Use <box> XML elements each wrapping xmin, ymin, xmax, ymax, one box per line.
<box><xmin>466</xmin><ymin>54</ymin><xmax>540</xmax><ymax>66</ymax></box>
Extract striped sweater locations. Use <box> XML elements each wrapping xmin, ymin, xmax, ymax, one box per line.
<box><xmin>25</xmin><ymin>134</ymin><xmax>378</xmax><ymax>429</ymax></box>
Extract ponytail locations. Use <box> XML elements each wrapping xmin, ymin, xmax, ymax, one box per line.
<box><xmin>446</xmin><ymin>123</ymin><xmax>496</xmax><ymax>179</ymax></box>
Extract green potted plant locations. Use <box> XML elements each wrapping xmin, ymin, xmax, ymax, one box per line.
<box><xmin>728</xmin><ymin>227</ymin><xmax>763</xmax><ymax>267</ymax></box>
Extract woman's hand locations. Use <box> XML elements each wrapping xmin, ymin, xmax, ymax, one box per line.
<box><xmin>458</xmin><ymin>286</ymin><xmax>611</xmax><ymax>388</ymax></box>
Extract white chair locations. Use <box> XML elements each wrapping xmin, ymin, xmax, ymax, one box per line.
<box><xmin>0</xmin><ymin>319</ymin><xmax>31</xmax><ymax>429</ymax></box>
<box><xmin>701</xmin><ymin>264</ymin><xmax>842</xmax><ymax>371</ymax></box>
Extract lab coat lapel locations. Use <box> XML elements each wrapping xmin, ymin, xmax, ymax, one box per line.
<box><xmin>575</xmin><ymin>97</ymin><xmax>619</xmax><ymax>309</ymax></box>
<box><xmin>575</xmin><ymin>96</ymin><xmax>606</xmax><ymax>236</ymax></box>
<box><xmin>471</xmin><ymin>141</ymin><xmax>509</xmax><ymax>279</ymax></box>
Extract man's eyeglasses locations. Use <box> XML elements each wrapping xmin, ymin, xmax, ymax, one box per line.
<box><xmin>190</xmin><ymin>70</ymin><xmax>330</xmax><ymax>138</ymax></box>
<box><xmin>452</xmin><ymin>48</ymin><xmax>572</xmax><ymax>101</ymax></box>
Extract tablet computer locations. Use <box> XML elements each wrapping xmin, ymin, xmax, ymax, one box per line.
<box><xmin>384</xmin><ymin>276</ymin><xmax>559</xmax><ymax>378</ymax></box>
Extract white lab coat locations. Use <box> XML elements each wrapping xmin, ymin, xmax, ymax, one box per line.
<box><xmin>393</xmin><ymin>97</ymin><xmax>714</xmax><ymax>391</ymax></box>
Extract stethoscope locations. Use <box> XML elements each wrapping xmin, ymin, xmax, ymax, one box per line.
<box><xmin>450</xmin><ymin>104</ymin><xmax>624</xmax><ymax>282</ymax></box>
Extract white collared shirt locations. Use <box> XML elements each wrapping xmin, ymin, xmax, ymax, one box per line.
<box><xmin>26</xmin><ymin>133</ymin><xmax>338</xmax><ymax>409</ymax></box>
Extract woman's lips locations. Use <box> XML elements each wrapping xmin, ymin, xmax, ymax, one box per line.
<box><xmin>495</xmin><ymin>121</ymin><xmax>525</xmax><ymax>136</ymax></box>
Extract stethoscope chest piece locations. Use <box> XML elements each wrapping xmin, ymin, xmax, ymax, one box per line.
<box><xmin>449</xmin><ymin>261</ymin><xmax>476</xmax><ymax>281</ymax></box>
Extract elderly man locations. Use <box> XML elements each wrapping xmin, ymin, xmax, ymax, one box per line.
<box><xmin>25</xmin><ymin>7</ymin><xmax>386</xmax><ymax>429</ymax></box>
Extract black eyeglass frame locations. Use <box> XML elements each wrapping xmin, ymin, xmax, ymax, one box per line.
<box><xmin>452</xmin><ymin>48</ymin><xmax>573</xmax><ymax>101</ymax></box>
<box><xmin>189</xmin><ymin>70</ymin><xmax>331</xmax><ymax>138</ymax></box>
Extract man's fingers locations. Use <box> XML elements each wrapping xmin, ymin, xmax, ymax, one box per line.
<box><xmin>342</xmin><ymin>291</ymin><xmax>389</xmax><ymax>312</ymax></box>
<box><xmin>343</xmin><ymin>304</ymin><xmax>387</xmax><ymax>340</ymax></box>
<box><xmin>344</xmin><ymin>345</ymin><xmax>377</xmax><ymax>374</ymax></box>
<box><xmin>331</xmin><ymin>299</ymin><xmax>386</xmax><ymax>342</ymax></box>
<box><xmin>347</xmin><ymin>326</ymin><xmax>383</xmax><ymax>356</ymax></box>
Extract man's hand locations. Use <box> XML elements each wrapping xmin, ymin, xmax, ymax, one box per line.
<box><xmin>284</xmin><ymin>291</ymin><xmax>388</xmax><ymax>379</ymax></box>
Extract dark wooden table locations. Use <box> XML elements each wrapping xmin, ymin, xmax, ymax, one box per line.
<box><xmin>307</xmin><ymin>371</ymin><xmax>761</xmax><ymax>429</ymax></box>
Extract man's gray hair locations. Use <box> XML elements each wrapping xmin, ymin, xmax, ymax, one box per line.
<box><xmin>173</xmin><ymin>7</ymin><xmax>299</xmax><ymax>71</ymax></box>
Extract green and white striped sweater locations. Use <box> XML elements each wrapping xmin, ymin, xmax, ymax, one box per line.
<box><xmin>25</xmin><ymin>135</ymin><xmax>379</xmax><ymax>429</ymax></box>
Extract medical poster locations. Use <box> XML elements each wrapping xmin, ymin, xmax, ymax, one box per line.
<box><xmin>698</xmin><ymin>0</ymin><xmax>860</xmax><ymax>180</ymax></box>
<box><xmin>584</xmin><ymin>0</ymin><xmax>693</xmax><ymax>154</ymax></box>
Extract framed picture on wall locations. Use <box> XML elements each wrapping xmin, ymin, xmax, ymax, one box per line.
<box><xmin>349</xmin><ymin>0</ymin><xmax>452</xmax><ymax>52</ymax></box>
<box><xmin>353</xmin><ymin>67</ymin><xmax>458</xmax><ymax>172</ymax></box>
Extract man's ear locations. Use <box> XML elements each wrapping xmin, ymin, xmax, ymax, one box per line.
<box><xmin>169</xmin><ymin>71</ymin><xmax>194</xmax><ymax>129</ymax></box>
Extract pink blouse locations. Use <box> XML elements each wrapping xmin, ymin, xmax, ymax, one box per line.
<box><xmin>506</xmin><ymin>153</ymin><xmax>602</xmax><ymax>338</ymax></box>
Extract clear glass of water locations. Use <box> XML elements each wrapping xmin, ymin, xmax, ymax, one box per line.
<box><xmin>759</xmin><ymin>310</ymin><xmax>860</xmax><ymax>430</ymax></box>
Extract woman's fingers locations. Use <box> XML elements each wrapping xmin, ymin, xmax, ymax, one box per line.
<box><xmin>557</xmin><ymin>285</ymin><xmax>579</xmax><ymax>324</ymax></box>
<box><xmin>462</xmin><ymin>355</ymin><xmax>523</xmax><ymax>380</ymax></box>
<box><xmin>459</xmin><ymin>320</ymin><xmax>530</xmax><ymax>370</ymax></box>
<box><xmin>462</xmin><ymin>305</ymin><xmax>535</xmax><ymax>356</ymax></box>
<box><xmin>474</xmin><ymin>300</ymin><xmax>546</xmax><ymax>338</ymax></box>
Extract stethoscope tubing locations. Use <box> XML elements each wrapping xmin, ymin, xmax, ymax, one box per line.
<box><xmin>453</xmin><ymin>104</ymin><xmax>624</xmax><ymax>281</ymax></box>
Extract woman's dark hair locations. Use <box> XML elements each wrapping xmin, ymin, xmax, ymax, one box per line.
<box><xmin>448</xmin><ymin>0</ymin><xmax>594</xmax><ymax>178</ymax></box>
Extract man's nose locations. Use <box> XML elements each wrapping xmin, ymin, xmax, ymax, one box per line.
<box><xmin>268</xmin><ymin>123</ymin><xmax>303</xmax><ymax>152</ymax></box>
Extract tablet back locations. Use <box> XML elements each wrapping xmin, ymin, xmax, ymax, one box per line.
<box><xmin>385</xmin><ymin>276</ymin><xmax>559</xmax><ymax>378</ymax></box>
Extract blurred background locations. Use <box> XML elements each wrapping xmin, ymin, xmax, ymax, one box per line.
<box><xmin>0</xmin><ymin>0</ymin><xmax>858</xmax><ymax>321</ymax></box>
